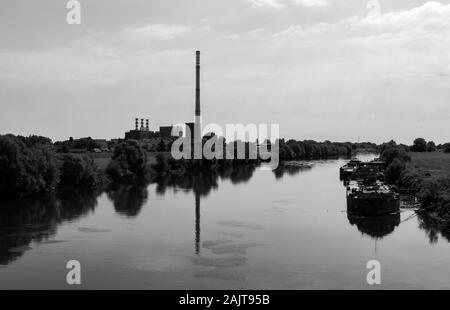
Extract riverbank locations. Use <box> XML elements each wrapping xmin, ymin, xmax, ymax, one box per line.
<box><xmin>64</xmin><ymin>151</ymin><xmax>167</xmax><ymax>171</ymax></box>
<box><xmin>400</xmin><ymin>152</ymin><xmax>450</xmax><ymax>222</ymax></box>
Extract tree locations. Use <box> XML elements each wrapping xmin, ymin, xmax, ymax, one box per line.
<box><xmin>59</xmin><ymin>154</ymin><xmax>100</xmax><ymax>188</ymax></box>
<box><xmin>385</xmin><ymin>158</ymin><xmax>405</xmax><ymax>184</ymax></box>
<box><xmin>443</xmin><ymin>143</ymin><xmax>450</xmax><ymax>153</ymax></box>
<box><xmin>105</xmin><ymin>141</ymin><xmax>148</xmax><ymax>183</ymax></box>
<box><xmin>0</xmin><ymin>135</ymin><xmax>59</xmax><ymax>200</ymax></box>
<box><xmin>381</xmin><ymin>144</ymin><xmax>410</xmax><ymax>165</ymax></box>
<box><xmin>156</xmin><ymin>139</ymin><xmax>166</xmax><ymax>152</ymax></box>
<box><xmin>412</xmin><ymin>138</ymin><xmax>427</xmax><ymax>152</ymax></box>
<box><xmin>426</xmin><ymin>141</ymin><xmax>436</xmax><ymax>152</ymax></box>
<box><xmin>152</xmin><ymin>154</ymin><xmax>169</xmax><ymax>177</ymax></box>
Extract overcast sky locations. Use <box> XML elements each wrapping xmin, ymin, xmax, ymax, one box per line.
<box><xmin>0</xmin><ymin>0</ymin><xmax>449</xmax><ymax>144</ymax></box>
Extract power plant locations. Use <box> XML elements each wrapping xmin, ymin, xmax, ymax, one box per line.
<box><xmin>125</xmin><ymin>51</ymin><xmax>202</xmax><ymax>144</ymax></box>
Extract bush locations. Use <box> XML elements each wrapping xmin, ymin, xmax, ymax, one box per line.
<box><xmin>54</xmin><ymin>137</ymin><xmax>100</xmax><ymax>153</ymax></box>
<box><xmin>156</xmin><ymin>139</ymin><xmax>166</xmax><ymax>152</ymax></box>
<box><xmin>412</xmin><ymin>138</ymin><xmax>427</xmax><ymax>152</ymax></box>
<box><xmin>417</xmin><ymin>182</ymin><xmax>440</xmax><ymax>208</ymax></box>
<box><xmin>426</xmin><ymin>141</ymin><xmax>436</xmax><ymax>152</ymax></box>
<box><xmin>106</xmin><ymin>141</ymin><xmax>148</xmax><ymax>182</ymax></box>
<box><xmin>0</xmin><ymin>135</ymin><xmax>59</xmax><ymax>200</ymax></box>
<box><xmin>381</xmin><ymin>144</ymin><xmax>410</xmax><ymax>165</ymax></box>
<box><xmin>59</xmin><ymin>154</ymin><xmax>101</xmax><ymax>188</ymax></box>
<box><xmin>443</xmin><ymin>143</ymin><xmax>450</xmax><ymax>153</ymax></box>
<box><xmin>385</xmin><ymin>158</ymin><xmax>405</xmax><ymax>184</ymax></box>
<box><xmin>152</xmin><ymin>154</ymin><xmax>169</xmax><ymax>177</ymax></box>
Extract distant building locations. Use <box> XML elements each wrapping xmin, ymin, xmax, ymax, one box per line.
<box><xmin>125</xmin><ymin>118</ymin><xmax>182</xmax><ymax>140</ymax></box>
<box><xmin>159</xmin><ymin>126</ymin><xmax>175</xmax><ymax>137</ymax></box>
<box><xmin>124</xmin><ymin>51</ymin><xmax>203</xmax><ymax>148</ymax></box>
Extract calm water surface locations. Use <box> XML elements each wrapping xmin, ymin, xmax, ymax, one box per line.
<box><xmin>1</xmin><ymin>154</ymin><xmax>449</xmax><ymax>289</ymax></box>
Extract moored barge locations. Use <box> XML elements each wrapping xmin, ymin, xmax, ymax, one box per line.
<box><xmin>346</xmin><ymin>179</ymin><xmax>400</xmax><ymax>216</ymax></box>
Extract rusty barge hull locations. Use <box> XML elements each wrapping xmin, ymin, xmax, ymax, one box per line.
<box><xmin>347</xmin><ymin>195</ymin><xmax>400</xmax><ymax>216</ymax></box>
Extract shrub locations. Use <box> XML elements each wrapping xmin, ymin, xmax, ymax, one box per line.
<box><xmin>105</xmin><ymin>141</ymin><xmax>148</xmax><ymax>182</ymax></box>
<box><xmin>426</xmin><ymin>141</ymin><xmax>436</xmax><ymax>152</ymax></box>
<box><xmin>0</xmin><ymin>135</ymin><xmax>59</xmax><ymax>200</ymax></box>
<box><xmin>385</xmin><ymin>158</ymin><xmax>405</xmax><ymax>184</ymax></box>
<box><xmin>412</xmin><ymin>138</ymin><xmax>427</xmax><ymax>152</ymax></box>
<box><xmin>443</xmin><ymin>143</ymin><xmax>450</xmax><ymax>153</ymax></box>
<box><xmin>156</xmin><ymin>139</ymin><xmax>166</xmax><ymax>152</ymax></box>
<box><xmin>59</xmin><ymin>154</ymin><xmax>101</xmax><ymax>188</ymax></box>
<box><xmin>381</xmin><ymin>145</ymin><xmax>410</xmax><ymax>165</ymax></box>
<box><xmin>417</xmin><ymin>182</ymin><xmax>440</xmax><ymax>208</ymax></box>
<box><xmin>152</xmin><ymin>153</ymin><xmax>169</xmax><ymax>177</ymax></box>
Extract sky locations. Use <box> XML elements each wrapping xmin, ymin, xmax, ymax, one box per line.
<box><xmin>0</xmin><ymin>0</ymin><xmax>449</xmax><ymax>144</ymax></box>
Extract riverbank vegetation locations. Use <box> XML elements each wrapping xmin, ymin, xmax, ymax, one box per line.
<box><xmin>400</xmin><ymin>152</ymin><xmax>450</xmax><ymax>221</ymax></box>
<box><xmin>0</xmin><ymin>135</ymin><xmax>60</xmax><ymax>201</ymax></box>
<box><xmin>278</xmin><ymin>139</ymin><xmax>354</xmax><ymax>160</ymax></box>
<box><xmin>2</xmin><ymin>133</ymin><xmax>448</xmax><ymax>210</ymax></box>
<box><xmin>378</xmin><ymin>139</ymin><xmax>450</xmax><ymax>226</ymax></box>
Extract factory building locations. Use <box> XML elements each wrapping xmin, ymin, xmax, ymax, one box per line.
<box><xmin>124</xmin><ymin>118</ymin><xmax>180</xmax><ymax>140</ymax></box>
<box><xmin>124</xmin><ymin>51</ymin><xmax>203</xmax><ymax>151</ymax></box>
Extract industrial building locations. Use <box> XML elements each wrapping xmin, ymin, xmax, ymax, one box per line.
<box><xmin>124</xmin><ymin>51</ymin><xmax>203</xmax><ymax>149</ymax></box>
<box><xmin>124</xmin><ymin>118</ymin><xmax>180</xmax><ymax>140</ymax></box>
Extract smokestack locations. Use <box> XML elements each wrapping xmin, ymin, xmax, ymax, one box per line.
<box><xmin>135</xmin><ymin>118</ymin><xmax>139</xmax><ymax>130</ymax></box>
<box><xmin>195</xmin><ymin>51</ymin><xmax>201</xmax><ymax>118</ymax></box>
<box><xmin>193</xmin><ymin>51</ymin><xmax>202</xmax><ymax>159</ymax></box>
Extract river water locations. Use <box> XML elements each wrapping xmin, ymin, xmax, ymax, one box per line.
<box><xmin>1</xmin><ymin>154</ymin><xmax>449</xmax><ymax>289</ymax></box>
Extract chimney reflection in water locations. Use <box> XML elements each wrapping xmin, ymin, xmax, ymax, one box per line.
<box><xmin>195</xmin><ymin>193</ymin><xmax>201</xmax><ymax>254</ymax></box>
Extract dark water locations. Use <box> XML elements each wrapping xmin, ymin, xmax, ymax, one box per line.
<box><xmin>1</xmin><ymin>154</ymin><xmax>449</xmax><ymax>289</ymax></box>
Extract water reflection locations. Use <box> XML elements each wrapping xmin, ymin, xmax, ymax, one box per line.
<box><xmin>417</xmin><ymin>211</ymin><xmax>450</xmax><ymax>244</ymax></box>
<box><xmin>195</xmin><ymin>194</ymin><xmax>201</xmax><ymax>254</ymax></box>
<box><xmin>0</xmin><ymin>188</ymin><xmax>100</xmax><ymax>265</ymax></box>
<box><xmin>272</xmin><ymin>162</ymin><xmax>312</xmax><ymax>179</ymax></box>
<box><xmin>153</xmin><ymin>164</ymin><xmax>259</xmax><ymax>254</ymax></box>
<box><xmin>107</xmin><ymin>184</ymin><xmax>148</xmax><ymax>217</ymax></box>
<box><xmin>1</xmin><ymin>158</ymin><xmax>448</xmax><ymax>276</ymax></box>
<box><xmin>347</xmin><ymin>213</ymin><xmax>401</xmax><ymax>239</ymax></box>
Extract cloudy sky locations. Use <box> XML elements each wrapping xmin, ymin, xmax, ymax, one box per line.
<box><xmin>0</xmin><ymin>0</ymin><xmax>449</xmax><ymax>143</ymax></box>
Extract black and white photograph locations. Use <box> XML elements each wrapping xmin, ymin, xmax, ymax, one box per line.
<box><xmin>0</xmin><ymin>0</ymin><xmax>450</xmax><ymax>297</ymax></box>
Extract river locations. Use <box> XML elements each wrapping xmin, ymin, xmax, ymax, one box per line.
<box><xmin>0</xmin><ymin>154</ymin><xmax>449</xmax><ymax>289</ymax></box>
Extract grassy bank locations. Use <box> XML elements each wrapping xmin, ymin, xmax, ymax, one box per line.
<box><xmin>405</xmin><ymin>152</ymin><xmax>450</xmax><ymax>180</ymax></box>
<box><xmin>400</xmin><ymin>152</ymin><xmax>450</xmax><ymax>221</ymax></box>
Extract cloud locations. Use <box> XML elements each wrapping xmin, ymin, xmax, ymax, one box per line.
<box><xmin>124</xmin><ymin>24</ymin><xmax>191</xmax><ymax>41</ymax></box>
<box><xmin>244</xmin><ymin>0</ymin><xmax>285</xmax><ymax>9</ymax></box>
<box><xmin>245</xmin><ymin>0</ymin><xmax>328</xmax><ymax>9</ymax></box>
<box><xmin>349</xmin><ymin>1</ymin><xmax>450</xmax><ymax>28</ymax></box>
<box><xmin>1</xmin><ymin>1</ymin><xmax>450</xmax><ymax>142</ymax></box>
<box><xmin>291</xmin><ymin>0</ymin><xmax>328</xmax><ymax>7</ymax></box>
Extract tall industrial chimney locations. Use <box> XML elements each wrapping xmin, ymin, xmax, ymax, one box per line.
<box><xmin>193</xmin><ymin>51</ymin><xmax>202</xmax><ymax>159</ymax></box>
<box><xmin>195</xmin><ymin>51</ymin><xmax>201</xmax><ymax>119</ymax></box>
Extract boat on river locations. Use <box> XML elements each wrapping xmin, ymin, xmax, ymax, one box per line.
<box><xmin>339</xmin><ymin>159</ymin><xmax>362</xmax><ymax>180</ymax></box>
<box><xmin>346</xmin><ymin>179</ymin><xmax>400</xmax><ymax>216</ymax></box>
<box><xmin>340</xmin><ymin>158</ymin><xmax>385</xmax><ymax>182</ymax></box>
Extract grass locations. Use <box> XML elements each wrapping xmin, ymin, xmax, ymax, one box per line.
<box><xmin>401</xmin><ymin>152</ymin><xmax>450</xmax><ymax>221</ymax></box>
<box><xmin>406</xmin><ymin>152</ymin><xmax>450</xmax><ymax>181</ymax></box>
